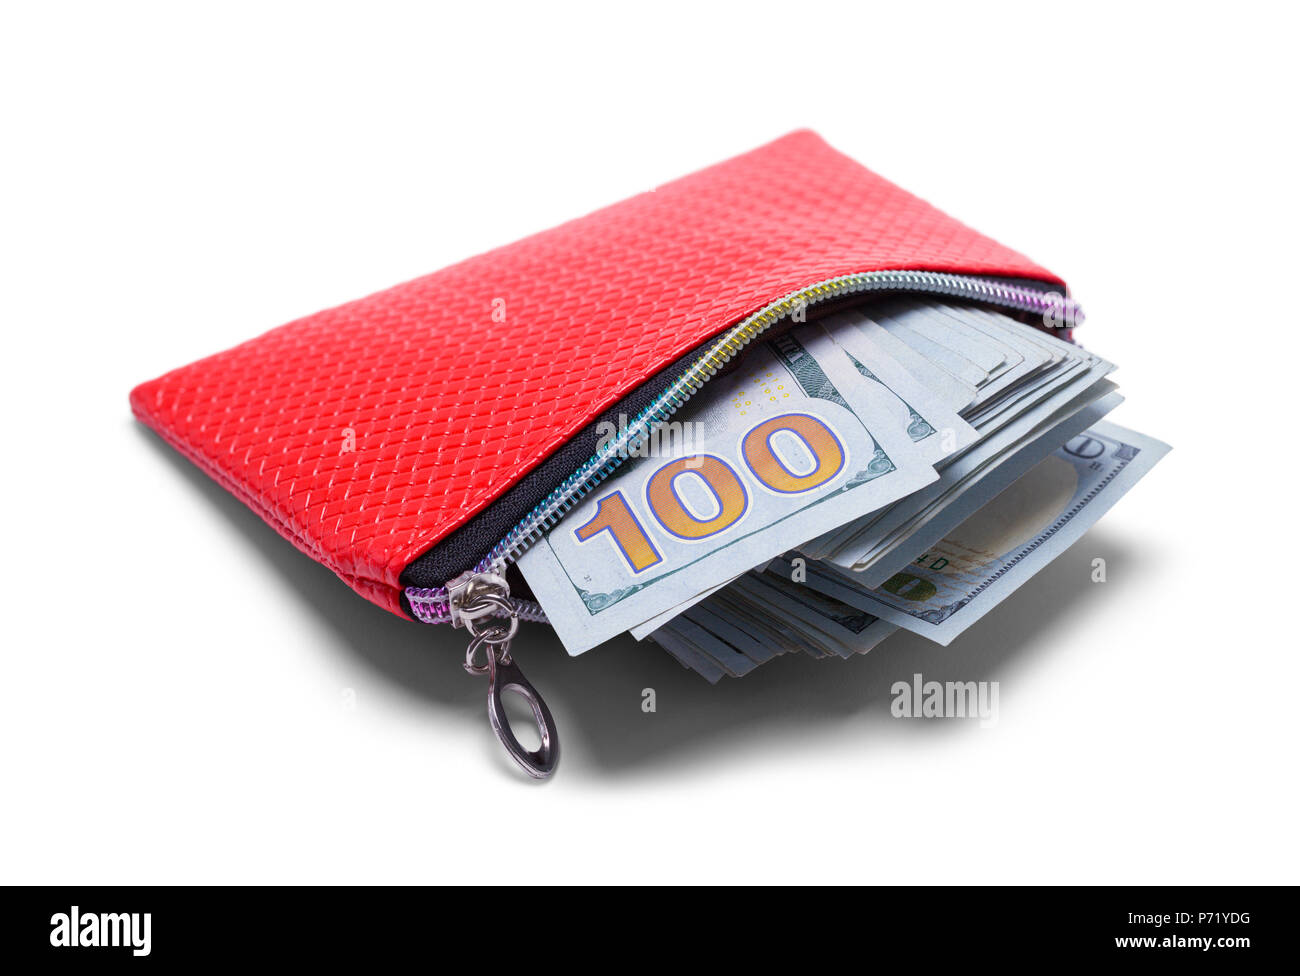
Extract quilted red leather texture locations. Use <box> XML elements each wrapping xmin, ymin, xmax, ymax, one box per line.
<box><xmin>131</xmin><ymin>130</ymin><xmax>1064</xmax><ymax>617</ymax></box>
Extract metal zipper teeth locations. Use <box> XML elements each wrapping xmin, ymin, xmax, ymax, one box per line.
<box><xmin>406</xmin><ymin>271</ymin><xmax>1081</xmax><ymax>624</ymax></box>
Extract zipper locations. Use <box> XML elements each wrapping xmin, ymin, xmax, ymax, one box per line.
<box><xmin>447</xmin><ymin>569</ymin><xmax>558</xmax><ymax>778</ymax></box>
<box><xmin>407</xmin><ymin>272</ymin><xmax>1079</xmax><ymax>620</ymax></box>
<box><xmin>410</xmin><ymin>271</ymin><xmax>1081</xmax><ymax>776</ymax></box>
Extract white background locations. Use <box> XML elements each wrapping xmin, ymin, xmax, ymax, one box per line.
<box><xmin>3</xmin><ymin>2</ymin><xmax>1296</xmax><ymax>884</ymax></box>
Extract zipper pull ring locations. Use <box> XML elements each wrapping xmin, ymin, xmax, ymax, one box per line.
<box><xmin>455</xmin><ymin>574</ymin><xmax>560</xmax><ymax>779</ymax></box>
<box><xmin>465</xmin><ymin>626</ymin><xmax>559</xmax><ymax>779</ymax></box>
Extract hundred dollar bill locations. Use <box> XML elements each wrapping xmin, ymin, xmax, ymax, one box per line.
<box><xmin>844</xmin><ymin>313</ymin><xmax>978</xmax><ymax>412</ymax></box>
<box><xmin>517</xmin><ymin>328</ymin><xmax>941</xmax><ymax>655</ymax></box>
<box><xmin>832</xmin><ymin>377</ymin><xmax>1121</xmax><ymax>577</ymax></box>
<box><xmin>797</xmin><ymin>302</ymin><xmax>1105</xmax><ymax>562</ymax></box>
<box><xmin>820</xmin><ymin>420</ymin><xmax>1169</xmax><ymax>645</ymax></box>
<box><xmin>852</xmin><ymin>389</ymin><xmax>1124</xmax><ymax>588</ymax></box>
<box><xmin>729</xmin><ymin>571</ymin><xmax>897</xmax><ymax>659</ymax></box>
<box><xmin>627</xmin><ymin>574</ymin><xmax>740</xmax><ymax>641</ymax></box>
<box><xmin>631</xmin><ymin>323</ymin><xmax>980</xmax><ymax>637</ymax></box>
<box><xmin>814</xmin><ymin>347</ymin><xmax>1117</xmax><ymax>568</ymax></box>
<box><xmin>802</xmin><ymin>323</ymin><xmax>978</xmax><ymax>467</ymax></box>
<box><xmin>652</xmin><ymin>573</ymin><xmax>897</xmax><ymax>682</ymax></box>
<box><xmin>628</xmin><ymin>326</ymin><xmax>976</xmax><ymax>637</ymax></box>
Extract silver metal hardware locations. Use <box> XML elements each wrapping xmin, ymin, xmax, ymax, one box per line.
<box><xmin>456</xmin><ymin>571</ymin><xmax>559</xmax><ymax>779</ymax></box>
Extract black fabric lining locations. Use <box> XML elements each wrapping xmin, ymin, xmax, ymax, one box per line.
<box><xmin>398</xmin><ymin>278</ymin><xmax>1061</xmax><ymax>615</ymax></box>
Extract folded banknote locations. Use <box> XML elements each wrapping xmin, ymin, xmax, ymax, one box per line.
<box><xmin>516</xmin><ymin>300</ymin><xmax>1168</xmax><ymax>677</ymax></box>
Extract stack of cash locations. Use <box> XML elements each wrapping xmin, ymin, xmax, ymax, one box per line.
<box><xmin>517</xmin><ymin>300</ymin><xmax>1168</xmax><ymax>679</ymax></box>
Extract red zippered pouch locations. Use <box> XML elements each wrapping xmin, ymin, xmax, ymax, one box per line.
<box><xmin>132</xmin><ymin>130</ymin><xmax>1077</xmax><ymax>773</ymax></box>
<box><xmin>131</xmin><ymin>130</ymin><xmax>1069</xmax><ymax>613</ymax></box>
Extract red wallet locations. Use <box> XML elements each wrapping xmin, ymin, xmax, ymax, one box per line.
<box><xmin>131</xmin><ymin>130</ymin><xmax>1076</xmax><ymax>775</ymax></box>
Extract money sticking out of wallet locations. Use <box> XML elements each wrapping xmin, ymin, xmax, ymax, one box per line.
<box><xmin>131</xmin><ymin>131</ymin><xmax>1169</xmax><ymax>777</ymax></box>
<box><xmin>517</xmin><ymin>298</ymin><xmax>1167</xmax><ymax>679</ymax></box>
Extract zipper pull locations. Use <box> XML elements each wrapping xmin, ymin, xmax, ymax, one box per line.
<box><xmin>447</xmin><ymin>570</ymin><xmax>560</xmax><ymax>779</ymax></box>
